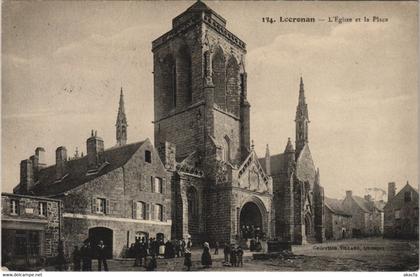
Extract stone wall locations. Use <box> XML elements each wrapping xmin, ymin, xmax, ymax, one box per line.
<box><xmin>1</xmin><ymin>193</ymin><xmax>62</xmax><ymax>258</ymax></box>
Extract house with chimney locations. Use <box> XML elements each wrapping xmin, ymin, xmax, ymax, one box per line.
<box><xmin>384</xmin><ymin>182</ymin><xmax>419</xmax><ymax>239</ymax></box>
<box><xmin>324</xmin><ymin>197</ymin><xmax>352</xmax><ymax>240</ymax></box>
<box><xmin>13</xmin><ymin>89</ymin><xmax>172</xmax><ymax>258</ymax></box>
<box><xmin>342</xmin><ymin>190</ymin><xmax>384</xmax><ymax>237</ymax></box>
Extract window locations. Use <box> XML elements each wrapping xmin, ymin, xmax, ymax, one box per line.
<box><xmin>10</xmin><ymin>199</ymin><xmax>19</xmax><ymax>215</ymax></box>
<box><xmin>171</xmin><ymin>64</ymin><xmax>177</xmax><ymax>107</ymax></box>
<box><xmin>404</xmin><ymin>191</ymin><xmax>412</xmax><ymax>202</ymax></box>
<box><xmin>96</xmin><ymin>198</ymin><xmax>106</xmax><ymax>214</ymax></box>
<box><xmin>136</xmin><ymin>202</ymin><xmax>146</xmax><ymax>220</ymax></box>
<box><xmin>187</xmin><ymin>187</ymin><xmax>198</xmax><ymax>219</ymax></box>
<box><xmin>414</xmin><ymin>208</ymin><xmax>419</xmax><ymax>218</ymax></box>
<box><xmin>154</xmin><ymin>204</ymin><xmax>163</xmax><ymax>221</ymax></box>
<box><xmin>39</xmin><ymin>202</ymin><xmax>47</xmax><ymax>217</ymax></box>
<box><xmin>395</xmin><ymin>209</ymin><xmax>401</xmax><ymax>219</ymax></box>
<box><xmin>154</xmin><ymin>177</ymin><xmax>163</xmax><ymax>194</ymax></box>
<box><xmin>145</xmin><ymin>150</ymin><xmax>152</xmax><ymax>163</ymax></box>
<box><xmin>222</xmin><ymin>136</ymin><xmax>230</xmax><ymax>162</ymax></box>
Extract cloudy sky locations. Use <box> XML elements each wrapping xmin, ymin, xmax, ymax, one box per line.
<box><xmin>2</xmin><ymin>1</ymin><xmax>418</xmax><ymax>198</ymax></box>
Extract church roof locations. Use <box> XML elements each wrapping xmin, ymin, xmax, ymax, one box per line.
<box><xmin>258</xmin><ymin>153</ymin><xmax>286</xmax><ymax>176</ymax></box>
<box><xmin>325</xmin><ymin>197</ymin><xmax>351</xmax><ymax>216</ymax></box>
<box><xmin>27</xmin><ymin>141</ymin><xmax>146</xmax><ymax>196</ymax></box>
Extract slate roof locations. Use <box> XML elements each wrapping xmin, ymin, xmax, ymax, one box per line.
<box><xmin>258</xmin><ymin>153</ymin><xmax>286</xmax><ymax>176</ymax></box>
<box><xmin>325</xmin><ymin>197</ymin><xmax>351</xmax><ymax>216</ymax></box>
<box><xmin>26</xmin><ymin>141</ymin><xmax>146</xmax><ymax>196</ymax></box>
<box><xmin>352</xmin><ymin>195</ymin><xmax>374</xmax><ymax>213</ymax></box>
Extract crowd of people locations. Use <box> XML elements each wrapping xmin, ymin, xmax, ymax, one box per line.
<box><xmin>223</xmin><ymin>243</ymin><xmax>244</xmax><ymax>267</ymax></box>
<box><xmin>69</xmin><ymin>236</ymin><xmax>251</xmax><ymax>271</ymax></box>
<box><xmin>240</xmin><ymin>225</ymin><xmax>264</xmax><ymax>240</ymax></box>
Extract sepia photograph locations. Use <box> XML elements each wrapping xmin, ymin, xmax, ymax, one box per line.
<box><xmin>1</xmin><ymin>0</ymin><xmax>418</xmax><ymax>273</ymax></box>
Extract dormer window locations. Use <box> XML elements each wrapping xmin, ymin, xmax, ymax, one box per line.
<box><xmin>145</xmin><ymin>150</ymin><xmax>152</xmax><ymax>163</ymax></box>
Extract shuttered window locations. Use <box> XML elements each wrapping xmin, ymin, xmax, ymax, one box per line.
<box><xmin>10</xmin><ymin>200</ymin><xmax>19</xmax><ymax>215</ymax></box>
<box><xmin>154</xmin><ymin>204</ymin><xmax>163</xmax><ymax>221</ymax></box>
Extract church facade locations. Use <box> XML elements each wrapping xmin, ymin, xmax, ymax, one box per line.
<box><xmin>152</xmin><ymin>1</ymin><xmax>324</xmax><ymax>245</ymax></box>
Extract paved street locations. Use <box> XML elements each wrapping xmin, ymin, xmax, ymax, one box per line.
<box><xmin>73</xmin><ymin>238</ymin><xmax>418</xmax><ymax>271</ymax></box>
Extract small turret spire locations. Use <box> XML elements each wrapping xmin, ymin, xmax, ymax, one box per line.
<box><xmin>116</xmin><ymin>87</ymin><xmax>128</xmax><ymax>146</ymax></box>
<box><xmin>285</xmin><ymin>137</ymin><xmax>294</xmax><ymax>153</ymax></box>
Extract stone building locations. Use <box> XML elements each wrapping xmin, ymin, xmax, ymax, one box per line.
<box><xmin>1</xmin><ymin>193</ymin><xmax>62</xmax><ymax>268</ymax></box>
<box><xmin>153</xmin><ymin>1</ymin><xmax>324</xmax><ymax>245</ymax></box>
<box><xmin>13</xmin><ymin>90</ymin><xmax>172</xmax><ymax>258</ymax></box>
<box><xmin>384</xmin><ymin>182</ymin><xmax>419</xmax><ymax>239</ymax></box>
<box><xmin>324</xmin><ymin>197</ymin><xmax>352</xmax><ymax>240</ymax></box>
<box><xmin>342</xmin><ymin>190</ymin><xmax>383</xmax><ymax>237</ymax></box>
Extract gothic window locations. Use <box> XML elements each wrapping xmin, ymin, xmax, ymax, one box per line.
<box><xmin>222</xmin><ymin>136</ymin><xmax>231</xmax><ymax>162</ymax></box>
<box><xmin>212</xmin><ymin>47</ymin><xmax>226</xmax><ymax>109</ymax></box>
<box><xmin>178</xmin><ymin>46</ymin><xmax>192</xmax><ymax>105</ymax></box>
<box><xmin>240</xmin><ymin>73</ymin><xmax>246</xmax><ymax>96</ymax></box>
<box><xmin>226</xmin><ymin>56</ymin><xmax>239</xmax><ymax>115</ymax></box>
<box><xmin>187</xmin><ymin>187</ymin><xmax>198</xmax><ymax>219</ymax></box>
<box><xmin>171</xmin><ymin>64</ymin><xmax>177</xmax><ymax>107</ymax></box>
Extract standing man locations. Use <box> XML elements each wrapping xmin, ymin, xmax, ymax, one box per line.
<box><xmin>97</xmin><ymin>240</ymin><xmax>108</xmax><ymax>271</ymax></box>
<box><xmin>81</xmin><ymin>240</ymin><xmax>92</xmax><ymax>271</ymax></box>
<box><xmin>223</xmin><ymin>242</ymin><xmax>230</xmax><ymax>264</ymax></box>
<box><xmin>214</xmin><ymin>241</ymin><xmax>219</xmax><ymax>255</ymax></box>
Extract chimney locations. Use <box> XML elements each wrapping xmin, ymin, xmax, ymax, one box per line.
<box><xmin>35</xmin><ymin>147</ymin><xmax>46</xmax><ymax>169</ymax></box>
<box><xmin>265</xmin><ymin>144</ymin><xmax>271</xmax><ymax>175</ymax></box>
<box><xmin>20</xmin><ymin>159</ymin><xmax>34</xmax><ymax>193</ymax></box>
<box><xmin>388</xmin><ymin>182</ymin><xmax>396</xmax><ymax>202</ymax></box>
<box><xmin>346</xmin><ymin>190</ymin><xmax>352</xmax><ymax>198</ymax></box>
<box><xmin>56</xmin><ymin>146</ymin><xmax>67</xmax><ymax>180</ymax></box>
<box><xmin>87</xmin><ymin>130</ymin><xmax>105</xmax><ymax>171</ymax></box>
<box><xmin>158</xmin><ymin>141</ymin><xmax>176</xmax><ymax>171</ymax></box>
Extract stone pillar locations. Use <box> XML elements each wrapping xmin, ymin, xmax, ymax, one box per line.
<box><xmin>180</xmin><ymin>176</ymin><xmax>189</xmax><ymax>239</ymax></box>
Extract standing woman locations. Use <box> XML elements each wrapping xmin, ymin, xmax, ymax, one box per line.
<box><xmin>201</xmin><ymin>242</ymin><xmax>212</xmax><ymax>269</ymax></box>
<box><xmin>183</xmin><ymin>236</ymin><xmax>192</xmax><ymax>271</ymax></box>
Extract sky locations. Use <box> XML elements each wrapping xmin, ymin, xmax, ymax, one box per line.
<box><xmin>2</xmin><ymin>1</ymin><xmax>418</xmax><ymax>199</ymax></box>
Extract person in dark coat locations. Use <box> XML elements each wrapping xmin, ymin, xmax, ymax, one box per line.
<box><xmin>55</xmin><ymin>240</ymin><xmax>66</xmax><ymax>271</ymax></box>
<box><xmin>183</xmin><ymin>239</ymin><xmax>192</xmax><ymax>271</ymax></box>
<box><xmin>139</xmin><ymin>238</ymin><xmax>147</xmax><ymax>266</ymax></box>
<box><xmin>133</xmin><ymin>238</ymin><xmax>141</xmax><ymax>267</ymax></box>
<box><xmin>146</xmin><ymin>254</ymin><xmax>157</xmax><ymax>271</ymax></box>
<box><xmin>81</xmin><ymin>240</ymin><xmax>92</xmax><ymax>271</ymax></box>
<box><xmin>237</xmin><ymin>246</ymin><xmax>244</xmax><ymax>267</ymax></box>
<box><xmin>223</xmin><ymin>242</ymin><xmax>230</xmax><ymax>264</ymax></box>
<box><xmin>201</xmin><ymin>242</ymin><xmax>212</xmax><ymax>268</ymax></box>
<box><xmin>97</xmin><ymin>240</ymin><xmax>108</xmax><ymax>271</ymax></box>
<box><xmin>229</xmin><ymin>245</ymin><xmax>237</xmax><ymax>267</ymax></box>
<box><xmin>214</xmin><ymin>241</ymin><xmax>219</xmax><ymax>255</ymax></box>
<box><xmin>72</xmin><ymin>246</ymin><xmax>81</xmax><ymax>271</ymax></box>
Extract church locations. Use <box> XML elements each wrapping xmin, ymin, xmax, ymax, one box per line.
<box><xmin>152</xmin><ymin>1</ymin><xmax>324</xmax><ymax>245</ymax></box>
<box><xmin>11</xmin><ymin>0</ymin><xmax>325</xmax><ymax>258</ymax></box>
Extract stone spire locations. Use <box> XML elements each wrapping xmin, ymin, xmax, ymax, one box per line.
<box><xmin>116</xmin><ymin>87</ymin><xmax>128</xmax><ymax>146</ymax></box>
<box><xmin>295</xmin><ymin>77</ymin><xmax>310</xmax><ymax>159</ymax></box>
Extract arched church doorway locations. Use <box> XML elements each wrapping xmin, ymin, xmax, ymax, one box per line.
<box><xmin>89</xmin><ymin>227</ymin><xmax>113</xmax><ymax>259</ymax></box>
<box><xmin>240</xmin><ymin>202</ymin><xmax>263</xmax><ymax>239</ymax></box>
